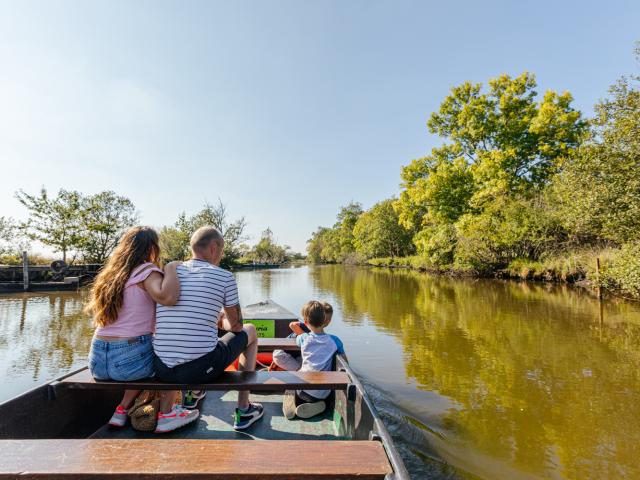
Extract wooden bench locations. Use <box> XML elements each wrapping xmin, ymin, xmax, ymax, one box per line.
<box><xmin>257</xmin><ymin>337</ymin><xmax>299</xmax><ymax>351</ymax></box>
<box><xmin>58</xmin><ymin>368</ymin><xmax>350</xmax><ymax>392</ymax></box>
<box><xmin>0</xmin><ymin>439</ymin><xmax>393</xmax><ymax>479</ymax></box>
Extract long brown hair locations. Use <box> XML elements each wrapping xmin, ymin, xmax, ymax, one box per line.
<box><xmin>85</xmin><ymin>226</ymin><xmax>160</xmax><ymax>328</ymax></box>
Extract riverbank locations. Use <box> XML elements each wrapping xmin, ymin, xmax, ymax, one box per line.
<box><xmin>358</xmin><ymin>245</ymin><xmax>640</xmax><ymax>300</ymax></box>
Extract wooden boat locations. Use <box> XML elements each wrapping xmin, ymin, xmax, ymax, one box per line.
<box><xmin>0</xmin><ymin>300</ymin><xmax>409</xmax><ymax>479</ymax></box>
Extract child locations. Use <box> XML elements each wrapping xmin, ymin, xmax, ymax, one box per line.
<box><xmin>272</xmin><ymin>302</ymin><xmax>333</xmax><ymax>371</ymax></box>
<box><xmin>282</xmin><ymin>301</ymin><xmax>344</xmax><ymax>420</ymax></box>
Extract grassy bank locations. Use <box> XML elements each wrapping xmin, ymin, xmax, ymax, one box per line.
<box><xmin>363</xmin><ymin>244</ymin><xmax>640</xmax><ymax>300</ymax></box>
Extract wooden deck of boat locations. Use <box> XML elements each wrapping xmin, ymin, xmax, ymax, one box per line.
<box><xmin>0</xmin><ymin>439</ymin><xmax>392</xmax><ymax>479</ymax></box>
<box><xmin>92</xmin><ymin>391</ymin><xmax>343</xmax><ymax>441</ymax></box>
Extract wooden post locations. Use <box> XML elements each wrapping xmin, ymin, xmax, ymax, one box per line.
<box><xmin>596</xmin><ymin>257</ymin><xmax>603</xmax><ymax>301</ymax></box>
<box><xmin>22</xmin><ymin>251</ymin><xmax>29</xmax><ymax>292</ymax></box>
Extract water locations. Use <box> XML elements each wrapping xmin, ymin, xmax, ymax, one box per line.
<box><xmin>1</xmin><ymin>265</ymin><xmax>640</xmax><ymax>479</ymax></box>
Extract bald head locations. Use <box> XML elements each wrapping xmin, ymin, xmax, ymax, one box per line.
<box><xmin>190</xmin><ymin>227</ymin><xmax>224</xmax><ymax>263</ymax></box>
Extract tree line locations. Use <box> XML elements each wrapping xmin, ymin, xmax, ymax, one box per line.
<box><xmin>0</xmin><ymin>192</ymin><xmax>294</xmax><ymax>268</ymax></box>
<box><xmin>307</xmin><ymin>45</ymin><xmax>640</xmax><ymax>298</ymax></box>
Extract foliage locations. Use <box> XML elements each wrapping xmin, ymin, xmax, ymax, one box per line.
<box><xmin>395</xmin><ymin>72</ymin><xmax>585</xmax><ymax>264</ymax></box>
<box><xmin>553</xmin><ymin>73</ymin><xmax>640</xmax><ymax>245</ymax></box>
<box><xmin>454</xmin><ymin>195</ymin><xmax>565</xmax><ymax>272</ymax></box>
<box><xmin>413</xmin><ymin>223</ymin><xmax>457</xmax><ymax>267</ymax></box>
<box><xmin>15</xmin><ymin>188</ymin><xmax>86</xmax><ymax>263</ymax></box>
<box><xmin>15</xmin><ymin>188</ymin><xmax>138</xmax><ymax>264</ymax></box>
<box><xmin>306</xmin><ymin>203</ymin><xmax>363</xmax><ymax>263</ymax></box>
<box><xmin>602</xmin><ymin>242</ymin><xmax>640</xmax><ymax>299</ymax></box>
<box><xmin>353</xmin><ymin>199</ymin><xmax>414</xmax><ymax>259</ymax></box>
<box><xmin>77</xmin><ymin>191</ymin><xmax>138</xmax><ymax>263</ymax></box>
<box><xmin>0</xmin><ymin>217</ymin><xmax>16</xmax><ymax>257</ymax></box>
<box><xmin>159</xmin><ymin>200</ymin><xmax>248</xmax><ymax>267</ymax></box>
<box><xmin>242</xmin><ymin>228</ymin><xmax>291</xmax><ymax>264</ymax></box>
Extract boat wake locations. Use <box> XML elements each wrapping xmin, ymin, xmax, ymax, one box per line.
<box><xmin>357</xmin><ymin>376</ymin><xmax>468</xmax><ymax>480</ymax></box>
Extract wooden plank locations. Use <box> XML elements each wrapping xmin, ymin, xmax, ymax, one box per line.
<box><xmin>60</xmin><ymin>369</ymin><xmax>349</xmax><ymax>392</ymax></box>
<box><xmin>257</xmin><ymin>337</ymin><xmax>299</xmax><ymax>351</ymax></box>
<box><xmin>0</xmin><ymin>439</ymin><xmax>393</xmax><ymax>479</ymax></box>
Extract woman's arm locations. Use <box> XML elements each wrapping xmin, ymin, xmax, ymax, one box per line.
<box><xmin>143</xmin><ymin>262</ymin><xmax>181</xmax><ymax>306</ymax></box>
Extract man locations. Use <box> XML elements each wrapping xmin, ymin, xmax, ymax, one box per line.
<box><xmin>153</xmin><ymin>226</ymin><xmax>263</xmax><ymax>430</ymax></box>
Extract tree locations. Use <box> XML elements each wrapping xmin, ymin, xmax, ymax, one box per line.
<box><xmin>353</xmin><ymin>199</ymin><xmax>414</xmax><ymax>258</ymax></box>
<box><xmin>333</xmin><ymin>202</ymin><xmax>363</xmax><ymax>261</ymax></box>
<box><xmin>396</xmin><ymin>72</ymin><xmax>585</xmax><ymax>263</ymax></box>
<box><xmin>78</xmin><ymin>191</ymin><xmax>138</xmax><ymax>263</ymax></box>
<box><xmin>553</xmin><ymin>70</ymin><xmax>640</xmax><ymax>245</ymax></box>
<box><xmin>15</xmin><ymin>188</ymin><xmax>85</xmax><ymax>263</ymax></box>
<box><xmin>159</xmin><ymin>200</ymin><xmax>248</xmax><ymax>267</ymax></box>
<box><xmin>0</xmin><ymin>217</ymin><xmax>16</xmax><ymax>258</ymax></box>
<box><xmin>244</xmin><ymin>228</ymin><xmax>290</xmax><ymax>264</ymax></box>
<box><xmin>307</xmin><ymin>227</ymin><xmax>332</xmax><ymax>263</ymax></box>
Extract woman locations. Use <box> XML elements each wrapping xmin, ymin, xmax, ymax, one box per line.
<box><xmin>85</xmin><ymin>226</ymin><xmax>199</xmax><ymax>433</ymax></box>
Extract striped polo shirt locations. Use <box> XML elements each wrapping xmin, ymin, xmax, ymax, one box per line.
<box><xmin>154</xmin><ymin>259</ymin><xmax>239</xmax><ymax>368</ymax></box>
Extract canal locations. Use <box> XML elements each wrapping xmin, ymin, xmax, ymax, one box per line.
<box><xmin>1</xmin><ymin>265</ymin><xmax>639</xmax><ymax>479</ymax></box>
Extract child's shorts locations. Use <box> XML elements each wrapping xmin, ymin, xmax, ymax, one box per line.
<box><xmin>295</xmin><ymin>390</ymin><xmax>327</xmax><ymax>406</ymax></box>
<box><xmin>89</xmin><ymin>334</ymin><xmax>154</xmax><ymax>381</ymax></box>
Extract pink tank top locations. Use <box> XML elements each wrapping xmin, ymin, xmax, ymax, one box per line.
<box><xmin>95</xmin><ymin>262</ymin><xmax>164</xmax><ymax>337</ymax></box>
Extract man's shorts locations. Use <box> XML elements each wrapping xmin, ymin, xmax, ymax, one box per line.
<box><xmin>153</xmin><ymin>330</ymin><xmax>248</xmax><ymax>383</ymax></box>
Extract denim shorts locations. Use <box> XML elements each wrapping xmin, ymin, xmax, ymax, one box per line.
<box><xmin>88</xmin><ymin>334</ymin><xmax>154</xmax><ymax>381</ymax></box>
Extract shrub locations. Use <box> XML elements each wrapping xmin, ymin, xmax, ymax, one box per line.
<box><xmin>602</xmin><ymin>242</ymin><xmax>640</xmax><ymax>298</ymax></box>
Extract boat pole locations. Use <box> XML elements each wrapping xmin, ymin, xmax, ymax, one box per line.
<box><xmin>22</xmin><ymin>251</ymin><xmax>29</xmax><ymax>292</ymax></box>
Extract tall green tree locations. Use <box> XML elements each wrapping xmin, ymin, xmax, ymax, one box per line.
<box><xmin>333</xmin><ymin>202</ymin><xmax>363</xmax><ymax>261</ymax></box>
<box><xmin>159</xmin><ymin>200</ymin><xmax>248</xmax><ymax>267</ymax></box>
<box><xmin>306</xmin><ymin>227</ymin><xmax>333</xmax><ymax>263</ymax></box>
<box><xmin>15</xmin><ymin>188</ymin><xmax>85</xmax><ymax>263</ymax></box>
<box><xmin>244</xmin><ymin>228</ymin><xmax>290</xmax><ymax>264</ymax></box>
<box><xmin>353</xmin><ymin>199</ymin><xmax>414</xmax><ymax>258</ymax></box>
<box><xmin>78</xmin><ymin>191</ymin><xmax>138</xmax><ymax>263</ymax></box>
<box><xmin>553</xmin><ymin>69</ymin><xmax>640</xmax><ymax>245</ymax></box>
<box><xmin>396</xmin><ymin>72</ymin><xmax>585</xmax><ymax>262</ymax></box>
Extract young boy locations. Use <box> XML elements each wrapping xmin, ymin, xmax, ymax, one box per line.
<box><xmin>272</xmin><ymin>302</ymin><xmax>333</xmax><ymax>371</ymax></box>
<box><xmin>281</xmin><ymin>301</ymin><xmax>344</xmax><ymax>420</ymax></box>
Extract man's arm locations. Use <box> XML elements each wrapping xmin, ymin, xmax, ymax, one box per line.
<box><xmin>222</xmin><ymin>303</ymin><xmax>243</xmax><ymax>332</ymax></box>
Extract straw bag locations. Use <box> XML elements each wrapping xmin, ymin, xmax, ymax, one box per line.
<box><xmin>128</xmin><ymin>390</ymin><xmax>160</xmax><ymax>432</ymax></box>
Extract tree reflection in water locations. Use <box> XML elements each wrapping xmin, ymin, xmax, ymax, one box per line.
<box><xmin>2</xmin><ymin>268</ymin><xmax>640</xmax><ymax>479</ymax></box>
<box><xmin>312</xmin><ymin>265</ymin><xmax>640</xmax><ymax>480</ymax></box>
<box><xmin>0</xmin><ymin>291</ymin><xmax>93</xmax><ymax>399</ymax></box>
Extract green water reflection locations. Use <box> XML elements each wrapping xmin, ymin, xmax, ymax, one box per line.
<box><xmin>312</xmin><ymin>266</ymin><xmax>640</xmax><ymax>479</ymax></box>
<box><xmin>1</xmin><ymin>266</ymin><xmax>639</xmax><ymax>479</ymax></box>
<box><xmin>0</xmin><ymin>291</ymin><xmax>93</xmax><ymax>399</ymax></box>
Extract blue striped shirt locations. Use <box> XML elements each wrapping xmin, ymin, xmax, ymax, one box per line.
<box><xmin>154</xmin><ymin>259</ymin><xmax>239</xmax><ymax>367</ymax></box>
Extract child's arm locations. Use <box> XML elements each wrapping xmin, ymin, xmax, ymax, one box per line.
<box><xmin>143</xmin><ymin>261</ymin><xmax>181</xmax><ymax>306</ymax></box>
<box><xmin>331</xmin><ymin>335</ymin><xmax>348</xmax><ymax>362</ymax></box>
<box><xmin>289</xmin><ymin>321</ymin><xmax>307</xmax><ymax>336</ymax></box>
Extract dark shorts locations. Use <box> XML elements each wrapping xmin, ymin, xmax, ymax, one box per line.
<box><xmin>153</xmin><ymin>330</ymin><xmax>249</xmax><ymax>383</ymax></box>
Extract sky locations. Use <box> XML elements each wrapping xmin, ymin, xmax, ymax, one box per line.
<box><xmin>0</xmin><ymin>0</ymin><xmax>638</xmax><ymax>253</ymax></box>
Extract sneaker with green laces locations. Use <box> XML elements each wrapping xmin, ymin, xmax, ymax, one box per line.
<box><xmin>183</xmin><ymin>390</ymin><xmax>207</xmax><ymax>410</ymax></box>
<box><xmin>233</xmin><ymin>402</ymin><xmax>264</xmax><ymax>430</ymax></box>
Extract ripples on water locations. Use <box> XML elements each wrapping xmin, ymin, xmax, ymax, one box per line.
<box><xmin>1</xmin><ymin>265</ymin><xmax>640</xmax><ymax>479</ymax></box>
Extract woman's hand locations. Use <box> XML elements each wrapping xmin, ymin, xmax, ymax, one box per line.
<box><xmin>144</xmin><ymin>263</ymin><xmax>181</xmax><ymax>306</ymax></box>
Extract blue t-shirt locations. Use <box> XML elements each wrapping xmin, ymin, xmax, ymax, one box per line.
<box><xmin>296</xmin><ymin>332</ymin><xmax>345</xmax><ymax>399</ymax></box>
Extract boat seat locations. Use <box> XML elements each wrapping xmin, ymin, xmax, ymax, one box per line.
<box><xmin>0</xmin><ymin>439</ymin><xmax>392</xmax><ymax>479</ymax></box>
<box><xmin>57</xmin><ymin>368</ymin><xmax>350</xmax><ymax>392</ymax></box>
<box><xmin>256</xmin><ymin>337</ymin><xmax>299</xmax><ymax>351</ymax></box>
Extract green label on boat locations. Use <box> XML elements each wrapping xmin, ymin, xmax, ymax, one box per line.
<box><xmin>245</xmin><ymin>319</ymin><xmax>275</xmax><ymax>338</ymax></box>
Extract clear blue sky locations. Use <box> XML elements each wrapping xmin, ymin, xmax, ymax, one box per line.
<box><xmin>0</xmin><ymin>0</ymin><xmax>638</xmax><ymax>252</ymax></box>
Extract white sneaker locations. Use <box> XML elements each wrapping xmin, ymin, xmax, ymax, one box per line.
<box><xmin>295</xmin><ymin>400</ymin><xmax>326</xmax><ymax>419</ymax></box>
<box><xmin>155</xmin><ymin>405</ymin><xmax>199</xmax><ymax>433</ymax></box>
<box><xmin>108</xmin><ymin>405</ymin><xmax>128</xmax><ymax>428</ymax></box>
<box><xmin>282</xmin><ymin>391</ymin><xmax>297</xmax><ymax>420</ymax></box>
